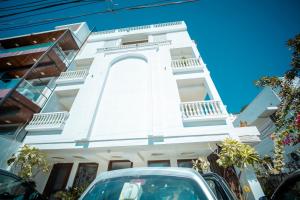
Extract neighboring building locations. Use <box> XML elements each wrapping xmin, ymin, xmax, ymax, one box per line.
<box><xmin>1</xmin><ymin>21</ymin><xmax>264</xmax><ymax>199</ymax></box>
<box><xmin>234</xmin><ymin>86</ymin><xmax>300</xmax><ymax>172</ymax></box>
<box><xmin>0</xmin><ymin>22</ymin><xmax>90</xmax><ymax>168</ymax></box>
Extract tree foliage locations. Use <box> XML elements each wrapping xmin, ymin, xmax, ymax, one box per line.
<box><xmin>255</xmin><ymin>34</ymin><xmax>300</xmax><ymax>173</ymax></box>
<box><xmin>7</xmin><ymin>145</ymin><xmax>49</xmax><ymax>180</ymax></box>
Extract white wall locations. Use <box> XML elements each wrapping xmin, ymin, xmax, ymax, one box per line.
<box><xmin>25</xmin><ymin>22</ymin><xmax>244</xmax><ymax>150</ymax></box>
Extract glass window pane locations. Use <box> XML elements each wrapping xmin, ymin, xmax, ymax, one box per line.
<box><xmin>73</xmin><ymin>163</ymin><xmax>98</xmax><ymax>188</ymax></box>
<box><xmin>148</xmin><ymin>160</ymin><xmax>170</xmax><ymax>167</ymax></box>
<box><xmin>177</xmin><ymin>160</ymin><xmax>194</xmax><ymax>168</ymax></box>
<box><xmin>109</xmin><ymin>161</ymin><xmax>132</xmax><ymax>171</ymax></box>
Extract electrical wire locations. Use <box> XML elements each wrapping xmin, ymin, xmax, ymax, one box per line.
<box><xmin>0</xmin><ymin>0</ymin><xmax>48</xmax><ymax>11</ymax></box>
<box><xmin>0</xmin><ymin>0</ymin><xmax>103</xmax><ymax>25</ymax></box>
<box><xmin>0</xmin><ymin>0</ymin><xmax>199</xmax><ymax>31</ymax></box>
<box><xmin>0</xmin><ymin>0</ymin><xmax>103</xmax><ymax>18</ymax></box>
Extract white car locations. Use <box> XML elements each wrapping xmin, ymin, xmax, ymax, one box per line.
<box><xmin>80</xmin><ymin>167</ymin><xmax>237</xmax><ymax>200</ymax></box>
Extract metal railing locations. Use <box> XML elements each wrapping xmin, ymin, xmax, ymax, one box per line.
<box><xmin>171</xmin><ymin>58</ymin><xmax>202</xmax><ymax>73</ymax></box>
<box><xmin>97</xmin><ymin>40</ymin><xmax>171</xmax><ymax>52</ymax></box>
<box><xmin>180</xmin><ymin>100</ymin><xmax>227</xmax><ymax>120</ymax></box>
<box><xmin>25</xmin><ymin>112</ymin><xmax>69</xmax><ymax>131</ymax></box>
<box><xmin>56</xmin><ymin>70</ymin><xmax>88</xmax><ymax>85</ymax></box>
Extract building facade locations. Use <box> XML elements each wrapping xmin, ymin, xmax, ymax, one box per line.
<box><xmin>1</xmin><ymin>21</ymin><xmax>264</xmax><ymax>199</ymax></box>
<box><xmin>234</xmin><ymin>86</ymin><xmax>300</xmax><ymax>172</ymax></box>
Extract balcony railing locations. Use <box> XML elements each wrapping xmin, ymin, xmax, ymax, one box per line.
<box><xmin>25</xmin><ymin>111</ymin><xmax>69</xmax><ymax>131</ymax></box>
<box><xmin>97</xmin><ymin>40</ymin><xmax>172</xmax><ymax>53</ymax></box>
<box><xmin>171</xmin><ymin>58</ymin><xmax>202</xmax><ymax>73</ymax></box>
<box><xmin>180</xmin><ymin>100</ymin><xmax>227</xmax><ymax>121</ymax></box>
<box><xmin>56</xmin><ymin>70</ymin><xmax>88</xmax><ymax>85</ymax></box>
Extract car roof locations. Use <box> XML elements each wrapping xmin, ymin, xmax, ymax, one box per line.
<box><xmin>93</xmin><ymin>167</ymin><xmax>201</xmax><ymax>181</ymax></box>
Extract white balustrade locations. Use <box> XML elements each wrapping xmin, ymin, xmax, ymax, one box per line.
<box><xmin>26</xmin><ymin>111</ymin><xmax>69</xmax><ymax>131</ymax></box>
<box><xmin>56</xmin><ymin>70</ymin><xmax>88</xmax><ymax>85</ymax></box>
<box><xmin>180</xmin><ymin>100</ymin><xmax>227</xmax><ymax>121</ymax></box>
<box><xmin>97</xmin><ymin>40</ymin><xmax>171</xmax><ymax>53</ymax></box>
<box><xmin>171</xmin><ymin>58</ymin><xmax>202</xmax><ymax>73</ymax></box>
<box><xmin>92</xmin><ymin>21</ymin><xmax>183</xmax><ymax>35</ymax></box>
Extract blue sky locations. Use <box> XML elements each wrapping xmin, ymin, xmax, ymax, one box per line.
<box><xmin>1</xmin><ymin>0</ymin><xmax>299</xmax><ymax>113</ymax></box>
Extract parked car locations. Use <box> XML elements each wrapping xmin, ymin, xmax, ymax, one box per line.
<box><xmin>80</xmin><ymin>167</ymin><xmax>238</xmax><ymax>200</ymax></box>
<box><xmin>269</xmin><ymin>169</ymin><xmax>300</xmax><ymax>200</ymax></box>
<box><xmin>0</xmin><ymin>169</ymin><xmax>46</xmax><ymax>200</ymax></box>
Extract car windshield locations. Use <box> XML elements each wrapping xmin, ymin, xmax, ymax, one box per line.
<box><xmin>82</xmin><ymin>175</ymin><xmax>209</xmax><ymax>200</ymax></box>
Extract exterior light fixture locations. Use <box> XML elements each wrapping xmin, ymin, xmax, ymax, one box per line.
<box><xmin>15</xmin><ymin>43</ymin><xmax>19</xmax><ymax>47</ymax></box>
<box><xmin>33</xmin><ymin>40</ymin><xmax>37</xmax><ymax>44</ymax></box>
<box><xmin>40</xmin><ymin>72</ymin><xmax>45</xmax><ymax>75</ymax></box>
<box><xmin>52</xmin><ymin>37</ymin><xmax>56</xmax><ymax>41</ymax></box>
<box><xmin>6</xmin><ymin>62</ymin><xmax>12</xmax><ymax>66</ymax></box>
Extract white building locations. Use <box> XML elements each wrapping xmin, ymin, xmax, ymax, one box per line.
<box><xmin>1</xmin><ymin>21</ymin><xmax>264</xmax><ymax>199</ymax></box>
<box><xmin>234</xmin><ymin>86</ymin><xmax>300</xmax><ymax>172</ymax></box>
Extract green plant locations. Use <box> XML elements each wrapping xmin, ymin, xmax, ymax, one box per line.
<box><xmin>217</xmin><ymin>138</ymin><xmax>260</xmax><ymax>170</ymax></box>
<box><xmin>255</xmin><ymin>33</ymin><xmax>300</xmax><ymax>174</ymax></box>
<box><xmin>216</xmin><ymin>138</ymin><xmax>261</xmax><ymax>200</ymax></box>
<box><xmin>55</xmin><ymin>186</ymin><xmax>87</xmax><ymax>200</ymax></box>
<box><xmin>192</xmin><ymin>157</ymin><xmax>210</xmax><ymax>173</ymax></box>
<box><xmin>7</xmin><ymin>144</ymin><xmax>49</xmax><ymax>180</ymax></box>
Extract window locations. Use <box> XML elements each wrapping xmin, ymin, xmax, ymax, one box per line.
<box><xmin>177</xmin><ymin>159</ymin><xmax>194</xmax><ymax>168</ymax></box>
<box><xmin>108</xmin><ymin>160</ymin><xmax>132</xmax><ymax>171</ymax></box>
<box><xmin>148</xmin><ymin>160</ymin><xmax>170</xmax><ymax>167</ymax></box>
<box><xmin>82</xmin><ymin>175</ymin><xmax>209</xmax><ymax>200</ymax></box>
<box><xmin>73</xmin><ymin>163</ymin><xmax>98</xmax><ymax>188</ymax></box>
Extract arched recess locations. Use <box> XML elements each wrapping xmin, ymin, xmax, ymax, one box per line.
<box><xmin>95</xmin><ymin>54</ymin><xmax>152</xmax><ymax>135</ymax></box>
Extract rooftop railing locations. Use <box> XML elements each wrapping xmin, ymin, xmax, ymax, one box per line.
<box><xmin>93</xmin><ymin>21</ymin><xmax>184</xmax><ymax>36</ymax></box>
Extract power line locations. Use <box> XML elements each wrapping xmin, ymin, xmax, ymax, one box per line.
<box><xmin>0</xmin><ymin>0</ymin><xmax>102</xmax><ymax>25</ymax></box>
<box><xmin>0</xmin><ymin>0</ymin><xmax>199</xmax><ymax>31</ymax></box>
<box><xmin>0</xmin><ymin>0</ymin><xmax>48</xmax><ymax>11</ymax></box>
<box><xmin>0</xmin><ymin>0</ymin><xmax>103</xmax><ymax>18</ymax></box>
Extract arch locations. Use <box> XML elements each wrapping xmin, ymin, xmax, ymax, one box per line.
<box><xmin>94</xmin><ymin>54</ymin><xmax>151</xmax><ymax>135</ymax></box>
<box><xmin>109</xmin><ymin>53</ymin><xmax>148</xmax><ymax>68</ymax></box>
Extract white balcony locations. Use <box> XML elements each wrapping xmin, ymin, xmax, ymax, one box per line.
<box><xmin>180</xmin><ymin>100</ymin><xmax>227</xmax><ymax>122</ymax></box>
<box><xmin>56</xmin><ymin>70</ymin><xmax>88</xmax><ymax>85</ymax></box>
<box><xmin>25</xmin><ymin>112</ymin><xmax>69</xmax><ymax>132</ymax></box>
<box><xmin>171</xmin><ymin>58</ymin><xmax>202</xmax><ymax>73</ymax></box>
